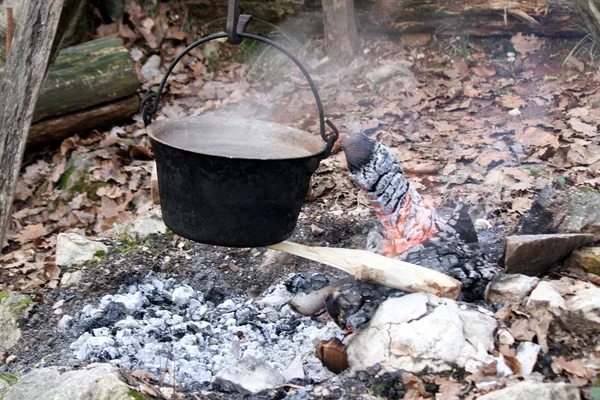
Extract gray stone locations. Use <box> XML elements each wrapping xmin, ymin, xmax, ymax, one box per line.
<box><xmin>140</xmin><ymin>55</ymin><xmax>161</xmax><ymax>81</ymax></box>
<box><xmin>365</xmin><ymin>61</ymin><xmax>416</xmax><ymax>85</ymax></box>
<box><xmin>257</xmin><ymin>284</ymin><xmax>293</xmax><ymax>311</ymax></box>
<box><xmin>126</xmin><ymin>208</ymin><xmax>167</xmax><ymax>238</ymax></box>
<box><xmin>0</xmin><ymin>292</ymin><xmax>32</xmax><ymax>354</ymax></box>
<box><xmin>516</xmin><ymin>187</ymin><xmax>600</xmax><ymax>241</ymax></box>
<box><xmin>56</xmin><ymin>233</ymin><xmax>108</xmax><ymax>267</ymax></box>
<box><xmin>3</xmin><ymin>363</ymin><xmax>132</xmax><ymax>400</ymax></box>
<box><xmin>477</xmin><ymin>381</ymin><xmax>580</xmax><ymax>400</ymax></box>
<box><xmin>281</xmin><ymin>354</ymin><xmax>305</xmax><ymax>381</ymax></box>
<box><xmin>347</xmin><ymin>293</ymin><xmax>497</xmax><ymax>374</ymax></box>
<box><xmin>504</xmin><ymin>234</ymin><xmax>595</xmax><ymax>276</ymax></box>
<box><xmin>214</xmin><ymin>356</ymin><xmax>285</xmax><ymax>394</ymax></box>
<box><xmin>112</xmin><ymin>292</ymin><xmax>147</xmax><ymax>312</ymax></box>
<box><xmin>485</xmin><ymin>274</ymin><xmax>539</xmax><ymax>304</ymax></box>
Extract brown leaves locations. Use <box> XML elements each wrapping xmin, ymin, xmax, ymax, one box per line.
<box><xmin>14</xmin><ymin>224</ymin><xmax>50</xmax><ymax>245</ymax></box>
<box><xmin>497</xmin><ymin>93</ymin><xmax>525</xmax><ymax>109</ymax></box>
<box><xmin>511</xmin><ymin>33</ymin><xmax>546</xmax><ymax>55</ymax></box>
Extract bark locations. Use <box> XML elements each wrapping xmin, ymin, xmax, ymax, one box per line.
<box><xmin>575</xmin><ymin>0</ymin><xmax>600</xmax><ymax>44</ymax></box>
<box><xmin>28</xmin><ymin>96</ymin><xmax>138</xmax><ymax>148</ymax></box>
<box><xmin>322</xmin><ymin>0</ymin><xmax>359</xmax><ymax>64</ymax></box>
<box><xmin>33</xmin><ymin>36</ymin><xmax>139</xmax><ymax>123</ymax></box>
<box><xmin>0</xmin><ymin>1</ymin><xmax>81</xmax><ymax>249</ymax></box>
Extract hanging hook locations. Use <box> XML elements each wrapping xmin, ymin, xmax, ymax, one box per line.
<box><xmin>227</xmin><ymin>0</ymin><xmax>253</xmax><ymax>44</ymax></box>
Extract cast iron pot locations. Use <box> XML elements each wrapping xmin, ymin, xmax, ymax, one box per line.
<box><xmin>141</xmin><ymin>32</ymin><xmax>338</xmax><ymax>247</ymax></box>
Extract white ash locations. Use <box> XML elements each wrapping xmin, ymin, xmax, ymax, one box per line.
<box><xmin>68</xmin><ymin>277</ymin><xmax>342</xmax><ymax>390</ymax></box>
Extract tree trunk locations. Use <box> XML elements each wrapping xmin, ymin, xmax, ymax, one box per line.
<box><xmin>575</xmin><ymin>0</ymin><xmax>600</xmax><ymax>44</ymax></box>
<box><xmin>0</xmin><ymin>0</ymin><xmax>81</xmax><ymax>249</ymax></box>
<box><xmin>322</xmin><ymin>0</ymin><xmax>359</xmax><ymax>65</ymax></box>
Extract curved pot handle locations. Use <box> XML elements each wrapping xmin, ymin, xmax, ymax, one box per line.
<box><xmin>141</xmin><ymin>32</ymin><xmax>339</xmax><ymax>157</ymax></box>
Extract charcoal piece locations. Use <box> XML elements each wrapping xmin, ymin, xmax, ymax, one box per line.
<box><xmin>286</xmin><ymin>275</ymin><xmax>313</xmax><ymax>294</ymax></box>
<box><xmin>325</xmin><ymin>281</ymin><xmax>403</xmax><ymax>329</ymax></box>
<box><xmin>309</xmin><ymin>273</ymin><xmax>329</xmax><ymax>291</ymax></box>
<box><xmin>76</xmin><ymin>302</ymin><xmax>128</xmax><ymax>333</ymax></box>
<box><xmin>205</xmin><ymin>287</ymin><xmax>226</xmax><ymax>305</ymax></box>
<box><xmin>235</xmin><ymin>308</ymin><xmax>255</xmax><ymax>325</ymax></box>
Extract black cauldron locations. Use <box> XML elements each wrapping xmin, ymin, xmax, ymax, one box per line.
<box><xmin>141</xmin><ymin>11</ymin><xmax>338</xmax><ymax>247</ymax></box>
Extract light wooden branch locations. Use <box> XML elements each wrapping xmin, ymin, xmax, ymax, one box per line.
<box><xmin>268</xmin><ymin>241</ymin><xmax>462</xmax><ymax>299</ymax></box>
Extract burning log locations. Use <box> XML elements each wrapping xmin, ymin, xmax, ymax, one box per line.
<box><xmin>341</xmin><ymin>132</ymin><xmax>501</xmax><ymax>303</ymax></box>
<box><xmin>268</xmin><ymin>241</ymin><xmax>462</xmax><ymax>299</ymax></box>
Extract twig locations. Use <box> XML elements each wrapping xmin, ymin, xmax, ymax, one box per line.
<box><xmin>6</xmin><ymin>8</ymin><xmax>14</xmax><ymax>58</ymax></box>
<box><xmin>563</xmin><ymin>34</ymin><xmax>592</xmax><ymax>66</ymax></box>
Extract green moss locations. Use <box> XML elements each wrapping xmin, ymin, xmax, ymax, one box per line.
<box><xmin>0</xmin><ymin>373</ymin><xmax>19</xmax><ymax>386</ymax></box>
<box><xmin>94</xmin><ymin>250</ymin><xmax>107</xmax><ymax>258</ymax></box>
<box><xmin>0</xmin><ymin>292</ymin><xmax>32</xmax><ymax>320</ymax></box>
<box><xmin>519</xmin><ymin>165</ymin><xmax>544</xmax><ymax>177</ymax></box>
<box><xmin>127</xmin><ymin>389</ymin><xmax>150</xmax><ymax>400</ymax></box>
<box><xmin>58</xmin><ymin>165</ymin><xmax>76</xmax><ymax>191</ymax></box>
<box><xmin>371</xmin><ymin>382</ymin><xmax>388</xmax><ymax>396</ymax></box>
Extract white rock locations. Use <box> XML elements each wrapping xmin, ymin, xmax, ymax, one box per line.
<box><xmin>126</xmin><ymin>209</ymin><xmax>167</xmax><ymax>238</ymax></box>
<box><xmin>214</xmin><ymin>356</ymin><xmax>285</xmax><ymax>394</ymax></box>
<box><xmin>257</xmin><ymin>284</ymin><xmax>293</xmax><ymax>311</ymax></box>
<box><xmin>485</xmin><ymin>274</ymin><xmax>539</xmax><ymax>304</ymax></box>
<box><xmin>526</xmin><ymin>281</ymin><xmax>565</xmax><ymax>313</ymax></box>
<box><xmin>475</xmin><ymin>219</ymin><xmax>492</xmax><ymax>230</ymax></box>
<box><xmin>58</xmin><ymin>315</ymin><xmax>73</xmax><ymax>331</ymax></box>
<box><xmin>140</xmin><ymin>55</ymin><xmax>161</xmax><ymax>81</ymax></box>
<box><xmin>559</xmin><ymin>284</ymin><xmax>600</xmax><ymax>335</ymax></box>
<box><xmin>3</xmin><ymin>363</ymin><xmax>131</xmax><ymax>400</ymax></box>
<box><xmin>495</xmin><ymin>354</ymin><xmax>515</xmax><ymax>377</ymax></box>
<box><xmin>477</xmin><ymin>381</ymin><xmax>580</xmax><ymax>400</ymax></box>
<box><xmin>497</xmin><ymin>329</ymin><xmax>514</xmax><ymax>345</ymax></box>
<box><xmin>281</xmin><ymin>354</ymin><xmax>305</xmax><ymax>381</ymax></box>
<box><xmin>172</xmin><ymin>286</ymin><xmax>196</xmax><ymax>307</ymax></box>
<box><xmin>516</xmin><ymin>342</ymin><xmax>541</xmax><ymax>375</ymax></box>
<box><xmin>56</xmin><ymin>233</ymin><xmax>108</xmax><ymax>267</ymax></box>
<box><xmin>347</xmin><ymin>293</ymin><xmax>497</xmax><ymax>374</ymax></box>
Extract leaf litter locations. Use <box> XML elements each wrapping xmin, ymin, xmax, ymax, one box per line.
<box><xmin>2</xmin><ymin>4</ymin><xmax>600</xmax><ymax>398</ymax></box>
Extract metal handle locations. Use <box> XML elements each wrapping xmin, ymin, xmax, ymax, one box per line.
<box><xmin>141</xmin><ymin>32</ymin><xmax>339</xmax><ymax>156</ymax></box>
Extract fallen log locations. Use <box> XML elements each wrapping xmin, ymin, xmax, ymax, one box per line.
<box><xmin>268</xmin><ymin>241</ymin><xmax>462</xmax><ymax>299</ymax></box>
<box><xmin>188</xmin><ymin>0</ymin><xmax>584</xmax><ymax>37</ymax></box>
<box><xmin>1</xmin><ymin>36</ymin><xmax>140</xmax><ymax>147</ymax></box>
<box><xmin>28</xmin><ymin>96</ymin><xmax>138</xmax><ymax>147</ymax></box>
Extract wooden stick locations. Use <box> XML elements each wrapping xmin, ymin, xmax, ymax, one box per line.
<box><xmin>289</xmin><ymin>276</ymin><xmax>355</xmax><ymax>316</ymax></box>
<box><xmin>6</xmin><ymin>8</ymin><xmax>13</xmax><ymax>58</ymax></box>
<box><xmin>267</xmin><ymin>241</ymin><xmax>462</xmax><ymax>299</ymax></box>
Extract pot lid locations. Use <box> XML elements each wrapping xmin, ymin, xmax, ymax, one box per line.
<box><xmin>147</xmin><ymin>116</ymin><xmax>327</xmax><ymax>160</ymax></box>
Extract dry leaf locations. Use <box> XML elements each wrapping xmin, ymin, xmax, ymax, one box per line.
<box><xmin>498</xmin><ymin>93</ymin><xmax>525</xmax><ymax>109</ymax></box>
<box><xmin>508</xmin><ymin>318</ymin><xmax>536</xmax><ymax>341</ymax></box>
<box><xmin>511</xmin><ymin>33</ymin><xmax>546</xmax><ymax>54</ymax></box>
<box><xmin>14</xmin><ymin>224</ymin><xmax>50</xmax><ymax>245</ymax></box>
<box><xmin>568</xmin><ymin>118</ymin><xmax>596</xmax><ymax>137</ymax></box>
<box><xmin>434</xmin><ymin>377</ymin><xmax>462</xmax><ymax>400</ymax></box>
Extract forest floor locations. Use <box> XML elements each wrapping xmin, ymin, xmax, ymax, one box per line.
<box><xmin>2</xmin><ymin>3</ymin><xmax>600</xmax><ymax>399</ymax></box>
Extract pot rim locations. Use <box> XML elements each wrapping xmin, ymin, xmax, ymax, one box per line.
<box><xmin>146</xmin><ymin>115</ymin><xmax>328</xmax><ymax>161</ymax></box>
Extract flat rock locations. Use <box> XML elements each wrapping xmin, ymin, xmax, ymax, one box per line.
<box><xmin>516</xmin><ymin>187</ymin><xmax>600</xmax><ymax>240</ymax></box>
<box><xmin>214</xmin><ymin>356</ymin><xmax>285</xmax><ymax>394</ymax></box>
<box><xmin>346</xmin><ymin>293</ymin><xmax>497</xmax><ymax>374</ymax></box>
<box><xmin>477</xmin><ymin>381</ymin><xmax>580</xmax><ymax>400</ymax></box>
<box><xmin>565</xmin><ymin>247</ymin><xmax>600</xmax><ymax>275</ymax></box>
<box><xmin>485</xmin><ymin>274</ymin><xmax>539</xmax><ymax>304</ymax></box>
<box><xmin>504</xmin><ymin>234</ymin><xmax>595</xmax><ymax>276</ymax></box>
<box><xmin>56</xmin><ymin>233</ymin><xmax>108</xmax><ymax>267</ymax></box>
<box><xmin>0</xmin><ymin>292</ymin><xmax>32</xmax><ymax>355</ymax></box>
<box><xmin>100</xmin><ymin>208</ymin><xmax>167</xmax><ymax>239</ymax></box>
<box><xmin>3</xmin><ymin>363</ymin><xmax>131</xmax><ymax>400</ymax></box>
